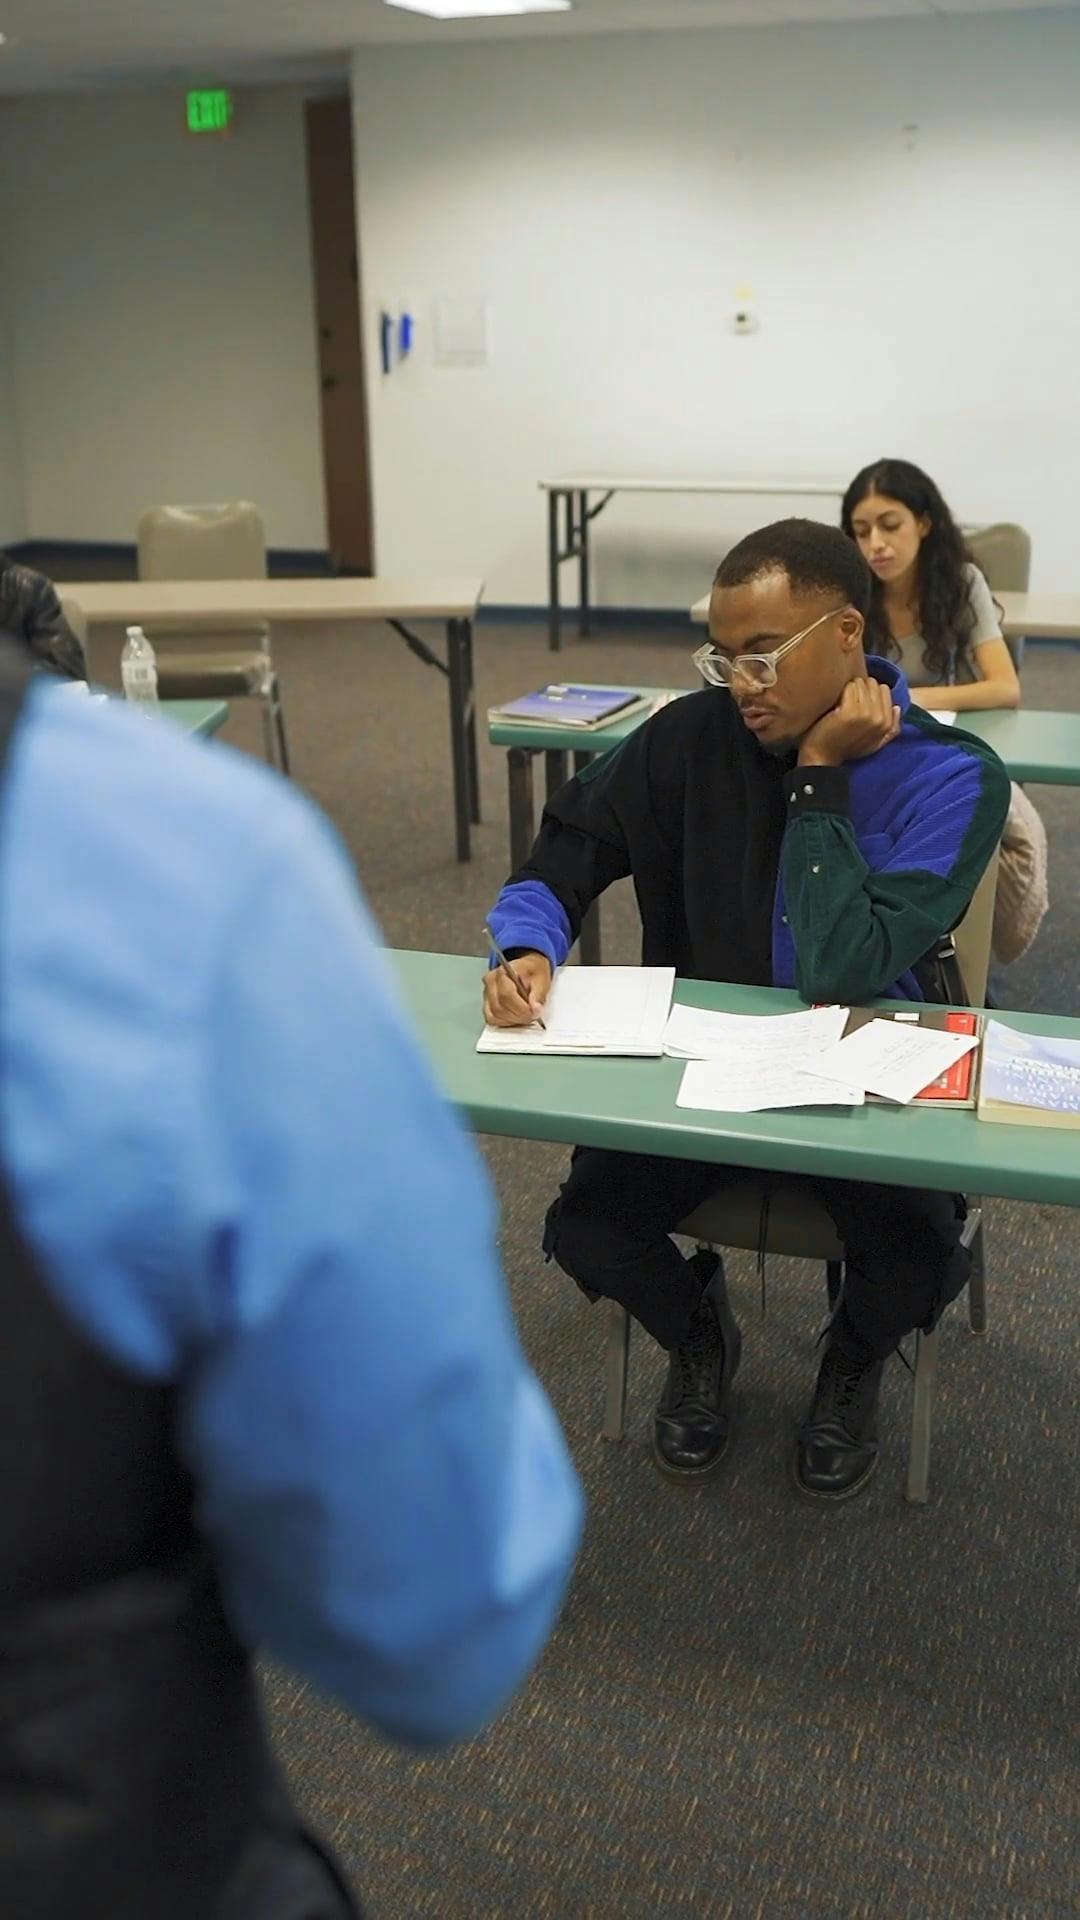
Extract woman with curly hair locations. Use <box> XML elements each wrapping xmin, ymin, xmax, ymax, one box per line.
<box><xmin>843</xmin><ymin>458</ymin><xmax>1044</xmax><ymax>966</ymax></box>
<box><xmin>841</xmin><ymin>458</ymin><xmax>1020</xmax><ymax>712</ymax></box>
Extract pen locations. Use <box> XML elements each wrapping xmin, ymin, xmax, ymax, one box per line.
<box><xmin>483</xmin><ymin>923</ymin><xmax>547</xmax><ymax>1030</ymax></box>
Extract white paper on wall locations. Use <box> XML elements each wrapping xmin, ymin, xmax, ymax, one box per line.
<box><xmin>434</xmin><ymin>297</ymin><xmax>489</xmax><ymax>367</ymax></box>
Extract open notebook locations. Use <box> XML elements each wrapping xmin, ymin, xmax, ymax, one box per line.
<box><xmin>477</xmin><ymin>965</ymin><xmax>675</xmax><ymax>1057</ymax></box>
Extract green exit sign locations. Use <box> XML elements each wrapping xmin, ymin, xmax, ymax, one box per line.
<box><xmin>187</xmin><ymin>89</ymin><xmax>233</xmax><ymax>135</ymax></box>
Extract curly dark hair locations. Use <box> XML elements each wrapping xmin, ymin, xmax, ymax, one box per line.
<box><xmin>840</xmin><ymin>458</ymin><xmax>983</xmax><ymax>682</ymax></box>
<box><xmin>715</xmin><ymin>517</ymin><xmax>872</xmax><ymax>616</ymax></box>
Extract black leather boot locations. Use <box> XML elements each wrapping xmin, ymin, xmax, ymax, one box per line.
<box><xmin>795</xmin><ymin>1329</ymin><xmax>885</xmax><ymax>1503</ymax></box>
<box><xmin>652</xmin><ymin>1254</ymin><xmax>742</xmax><ymax>1481</ymax></box>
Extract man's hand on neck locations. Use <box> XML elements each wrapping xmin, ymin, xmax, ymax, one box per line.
<box><xmin>797</xmin><ymin>673</ymin><xmax>901</xmax><ymax>768</ymax></box>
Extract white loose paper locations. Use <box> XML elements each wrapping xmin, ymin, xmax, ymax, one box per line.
<box><xmin>676</xmin><ymin>1060</ymin><xmax>864</xmax><ymax>1114</ymax></box>
<box><xmin>664</xmin><ymin>1003</ymin><xmax>849</xmax><ymax>1062</ymax></box>
<box><xmin>815</xmin><ymin>1019</ymin><xmax>978</xmax><ymax>1105</ymax></box>
<box><xmin>666</xmin><ymin>1005</ymin><xmax>859</xmax><ymax>1111</ymax></box>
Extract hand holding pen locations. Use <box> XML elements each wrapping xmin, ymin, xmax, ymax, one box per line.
<box><xmin>482</xmin><ymin>925</ymin><xmax>552</xmax><ymax>1030</ymax></box>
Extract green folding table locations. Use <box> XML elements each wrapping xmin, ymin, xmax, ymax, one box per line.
<box><xmin>390</xmin><ymin>949</ymin><xmax>1080</xmax><ymax>1208</ymax></box>
<box><xmin>392</xmin><ymin>949</ymin><xmax>1080</xmax><ymax>1503</ymax></box>
<box><xmin>160</xmin><ymin>699</ymin><xmax>229</xmax><ymax>738</ymax></box>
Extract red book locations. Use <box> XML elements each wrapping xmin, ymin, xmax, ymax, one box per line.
<box><xmin>814</xmin><ymin>1006</ymin><xmax>984</xmax><ymax>1108</ymax></box>
<box><xmin>912</xmin><ymin>1011</ymin><xmax>979</xmax><ymax>1103</ymax></box>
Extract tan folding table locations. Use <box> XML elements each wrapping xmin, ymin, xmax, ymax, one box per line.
<box><xmin>65</xmin><ymin>577</ymin><xmax>486</xmax><ymax>861</ymax></box>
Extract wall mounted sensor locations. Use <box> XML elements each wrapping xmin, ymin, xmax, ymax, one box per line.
<box><xmin>732</xmin><ymin>283</ymin><xmax>759</xmax><ymax>336</ymax></box>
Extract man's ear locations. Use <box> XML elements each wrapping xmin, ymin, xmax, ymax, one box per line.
<box><xmin>838</xmin><ymin>607</ymin><xmax>864</xmax><ymax>652</ymax></box>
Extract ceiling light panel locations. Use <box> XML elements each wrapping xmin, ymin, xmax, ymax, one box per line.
<box><xmin>384</xmin><ymin>1</ymin><xmax>572</xmax><ymax>18</ymax></box>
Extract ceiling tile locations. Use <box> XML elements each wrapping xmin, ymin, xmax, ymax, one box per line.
<box><xmin>0</xmin><ymin>0</ymin><xmax>1076</xmax><ymax>92</ymax></box>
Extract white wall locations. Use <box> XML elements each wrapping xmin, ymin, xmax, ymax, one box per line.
<box><xmin>352</xmin><ymin>12</ymin><xmax>1080</xmax><ymax>604</ymax></box>
<box><xmin>0</xmin><ymin>87</ymin><xmax>327</xmax><ymax>549</ymax></box>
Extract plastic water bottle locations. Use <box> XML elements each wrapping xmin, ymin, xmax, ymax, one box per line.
<box><xmin>121</xmin><ymin>626</ymin><xmax>159</xmax><ymax>710</ymax></box>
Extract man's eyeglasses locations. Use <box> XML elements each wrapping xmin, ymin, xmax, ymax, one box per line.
<box><xmin>692</xmin><ymin>604</ymin><xmax>847</xmax><ymax>692</ymax></box>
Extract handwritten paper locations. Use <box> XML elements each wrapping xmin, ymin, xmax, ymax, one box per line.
<box><xmin>677</xmin><ymin>1060</ymin><xmax>864</xmax><ymax>1113</ymax></box>
<box><xmin>815</xmin><ymin>1019</ymin><xmax>978</xmax><ymax>1105</ymax></box>
<box><xmin>664</xmin><ymin>1003</ymin><xmax>849</xmax><ymax>1063</ymax></box>
<box><xmin>664</xmin><ymin>1005</ymin><xmax>859</xmax><ymax>1112</ymax></box>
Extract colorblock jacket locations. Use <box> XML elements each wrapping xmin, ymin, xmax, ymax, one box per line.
<box><xmin>488</xmin><ymin>659</ymin><xmax>1010</xmax><ymax>1004</ymax></box>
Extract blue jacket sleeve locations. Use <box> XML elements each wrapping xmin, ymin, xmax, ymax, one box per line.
<box><xmin>178</xmin><ymin>817</ymin><xmax>583</xmax><ymax>1745</ymax></box>
<box><xmin>487</xmin><ymin>735</ymin><xmax>642</xmax><ymax>961</ymax></box>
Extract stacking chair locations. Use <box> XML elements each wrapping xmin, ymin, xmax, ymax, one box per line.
<box><xmin>136</xmin><ymin>503</ymin><xmax>289</xmax><ymax>773</ymax></box>
<box><xmin>601</xmin><ymin>850</ymin><xmax>1000</xmax><ymax>1506</ymax></box>
<box><xmin>967</xmin><ymin>522</ymin><xmax>1032</xmax><ymax>673</ymax></box>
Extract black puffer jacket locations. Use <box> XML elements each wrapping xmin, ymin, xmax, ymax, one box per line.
<box><xmin>0</xmin><ymin>560</ymin><xmax>86</xmax><ymax>678</ymax></box>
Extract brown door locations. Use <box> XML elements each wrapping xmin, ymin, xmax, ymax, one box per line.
<box><xmin>305</xmin><ymin>96</ymin><xmax>373</xmax><ymax>574</ymax></box>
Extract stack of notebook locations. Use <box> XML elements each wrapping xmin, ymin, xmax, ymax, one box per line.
<box><xmin>488</xmin><ymin>685</ymin><xmax>651</xmax><ymax>730</ymax></box>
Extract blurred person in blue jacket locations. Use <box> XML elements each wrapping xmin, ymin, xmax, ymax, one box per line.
<box><xmin>0</xmin><ymin>641</ymin><xmax>582</xmax><ymax>1919</ymax></box>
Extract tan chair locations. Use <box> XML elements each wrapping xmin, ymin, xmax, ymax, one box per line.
<box><xmin>967</xmin><ymin>522</ymin><xmax>1032</xmax><ymax>673</ymax></box>
<box><xmin>601</xmin><ymin>850</ymin><xmax>1000</xmax><ymax>1507</ymax></box>
<box><xmin>136</xmin><ymin>503</ymin><xmax>289</xmax><ymax>772</ymax></box>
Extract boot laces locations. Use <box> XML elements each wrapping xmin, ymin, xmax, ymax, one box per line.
<box><xmin>674</xmin><ymin>1301</ymin><xmax>721</xmax><ymax>1401</ymax></box>
<box><xmin>820</xmin><ymin>1343</ymin><xmax>870</xmax><ymax>1418</ymax></box>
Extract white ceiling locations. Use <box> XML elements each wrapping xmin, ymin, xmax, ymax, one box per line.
<box><xmin>0</xmin><ymin>0</ymin><xmax>1077</xmax><ymax>93</ymax></box>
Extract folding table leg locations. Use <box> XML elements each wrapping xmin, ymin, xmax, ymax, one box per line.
<box><xmin>507</xmin><ymin>747</ymin><xmax>536</xmax><ymax>871</ymax></box>
<box><xmin>446</xmin><ymin>618</ymin><xmax>474</xmax><ymax>862</ymax></box>
<box><xmin>547</xmin><ymin>489</ymin><xmax>562</xmax><ymax>653</ymax></box>
<box><xmin>462</xmin><ymin>618</ymin><xmax>480</xmax><ymax>823</ymax></box>
<box><xmin>578</xmin><ymin>489</ymin><xmax>591</xmax><ymax>637</ymax></box>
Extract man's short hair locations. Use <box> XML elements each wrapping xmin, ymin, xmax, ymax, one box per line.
<box><xmin>714</xmin><ymin>518</ymin><xmax>872</xmax><ymax>617</ymax></box>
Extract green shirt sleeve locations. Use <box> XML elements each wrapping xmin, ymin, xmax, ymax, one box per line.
<box><xmin>780</xmin><ymin>749</ymin><xmax>1008</xmax><ymax>1003</ymax></box>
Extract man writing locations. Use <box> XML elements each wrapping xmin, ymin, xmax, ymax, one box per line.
<box><xmin>484</xmin><ymin>520</ymin><xmax>1008</xmax><ymax>1503</ymax></box>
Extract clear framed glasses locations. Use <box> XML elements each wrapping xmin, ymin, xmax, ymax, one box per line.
<box><xmin>692</xmin><ymin>604</ymin><xmax>847</xmax><ymax>691</ymax></box>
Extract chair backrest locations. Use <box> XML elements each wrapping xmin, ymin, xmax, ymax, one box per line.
<box><xmin>966</xmin><ymin>522</ymin><xmax>1032</xmax><ymax>593</ymax></box>
<box><xmin>943</xmin><ymin>845</ymin><xmax>1000</xmax><ymax>1008</ymax></box>
<box><xmin>967</xmin><ymin>523</ymin><xmax>1031</xmax><ymax>674</ymax></box>
<box><xmin>137</xmin><ymin>503</ymin><xmax>267</xmax><ymax>583</ymax></box>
